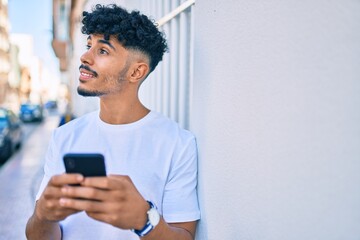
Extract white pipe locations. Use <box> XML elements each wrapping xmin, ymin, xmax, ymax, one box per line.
<box><xmin>162</xmin><ymin>0</ymin><xmax>171</xmax><ymax>116</ymax></box>
<box><xmin>178</xmin><ymin>10</ymin><xmax>189</xmax><ymax>129</ymax></box>
<box><xmin>188</xmin><ymin>4</ymin><xmax>195</xmax><ymax>130</ymax></box>
<box><xmin>169</xmin><ymin>11</ymin><xmax>179</xmax><ymax>121</ymax></box>
<box><xmin>157</xmin><ymin>0</ymin><xmax>195</xmax><ymax>27</ymax></box>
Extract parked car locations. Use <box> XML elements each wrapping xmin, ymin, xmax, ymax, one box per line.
<box><xmin>0</xmin><ymin>108</ymin><xmax>22</xmax><ymax>163</ymax></box>
<box><xmin>19</xmin><ymin>103</ymin><xmax>43</xmax><ymax>122</ymax></box>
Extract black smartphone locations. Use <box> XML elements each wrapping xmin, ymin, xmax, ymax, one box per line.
<box><xmin>63</xmin><ymin>153</ymin><xmax>106</xmax><ymax>177</ymax></box>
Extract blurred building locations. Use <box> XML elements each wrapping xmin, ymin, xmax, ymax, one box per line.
<box><xmin>0</xmin><ymin>0</ymin><xmax>11</xmax><ymax>105</ymax></box>
<box><xmin>6</xmin><ymin>43</ymin><xmax>21</xmax><ymax>111</ymax></box>
<box><xmin>8</xmin><ymin>32</ymin><xmax>61</xmax><ymax>108</ymax></box>
<box><xmin>10</xmin><ymin>34</ymin><xmax>40</xmax><ymax>105</ymax></box>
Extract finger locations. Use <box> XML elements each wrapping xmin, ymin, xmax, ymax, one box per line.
<box><xmin>42</xmin><ymin>185</ymin><xmax>64</xmax><ymax>199</ymax></box>
<box><xmin>81</xmin><ymin>176</ymin><xmax>114</xmax><ymax>189</ymax></box>
<box><xmin>81</xmin><ymin>175</ymin><xmax>128</xmax><ymax>190</ymax></box>
<box><xmin>37</xmin><ymin>196</ymin><xmax>81</xmax><ymax>222</ymax></box>
<box><xmin>59</xmin><ymin>197</ymin><xmax>103</xmax><ymax>212</ymax></box>
<box><xmin>49</xmin><ymin>174</ymin><xmax>84</xmax><ymax>187</ymax></box>
<box><xmin>61</xmin><ymin>186</ymin><xmax>109</xmax><ymax>201</ymax></box>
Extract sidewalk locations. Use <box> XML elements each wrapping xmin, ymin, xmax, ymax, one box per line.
<box><xmin>0</xmin><ymin>116</ymin><xmax>58</xmax><ymax>239</ymax></box>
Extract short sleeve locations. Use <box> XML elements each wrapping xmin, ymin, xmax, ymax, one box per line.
<box><xmin>162</xmin><ymin>136</ymin><xmax>201</xmax><ymax>223</ymax></box>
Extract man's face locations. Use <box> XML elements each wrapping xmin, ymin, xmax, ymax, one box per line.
<box><xmin>78</xmin><ymin>34</ymin><xmax>131</xmax><ymax>97</ymax></box>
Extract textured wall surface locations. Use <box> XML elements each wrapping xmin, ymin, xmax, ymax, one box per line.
<box><xmin>192</xmin><ymin>1</ymin><xmax>360</xmax><ymax>239</ymax></box>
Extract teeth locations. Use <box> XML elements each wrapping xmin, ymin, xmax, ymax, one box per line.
<box><xmin>81</xmin><ymin>72</ymin><xmax>93</xmax><ymax>77</ymax></box>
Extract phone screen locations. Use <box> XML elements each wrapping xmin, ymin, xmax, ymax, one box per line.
<box><xmin>63</xmin><ymin>153</ymin><xmax>106</xmax><ymax>177</ymax></box>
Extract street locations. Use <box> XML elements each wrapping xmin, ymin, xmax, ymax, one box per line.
<box><xmin>0</xmin><ymin>114</ymin><xmax>59</xmax><ymax>239</ymax></box>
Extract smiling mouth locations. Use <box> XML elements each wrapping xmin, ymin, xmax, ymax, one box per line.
<box><xmin>79</xmin><ymin>64</ymin><xmax>98</xmax><ymax>81</ymax></box>
<box><xmin>79</xmin><ymin>71</ymin><xmax>96</xmax><ymax>81</ymax></box>
<box><xmin>80</xmin><ymin>71</ymin><xmax>94</xmax><ymax>78</ymax></box>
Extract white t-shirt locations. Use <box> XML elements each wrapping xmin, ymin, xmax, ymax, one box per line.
<box><xmin>36</xmin><ymin>110</ymin><xmax>200</xmax><ymax>239</ymax></box>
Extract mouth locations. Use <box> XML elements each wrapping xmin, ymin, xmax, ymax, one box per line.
<box><xmin>79</xmin><ymin>65</ymin><xmax>98</xmax><ymax>81</ymax></box>
<box><xmin>79</xmin><ymin>71</ymin><xmax>95</xmax><ymax>80</ymax></box>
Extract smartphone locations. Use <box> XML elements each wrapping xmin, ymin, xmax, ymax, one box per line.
<box><xmin>63</xmin><ymin>153</ymin><xmax>106</xmax><ymax>177</ymax></box>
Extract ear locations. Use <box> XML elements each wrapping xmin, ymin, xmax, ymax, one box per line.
<box><xmin>129</xmin><ymin>63</ymin><xmax>150</xmax><ymax>83</ymax></box>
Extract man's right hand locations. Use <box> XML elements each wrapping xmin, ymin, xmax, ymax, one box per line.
<box><xmin>35</xmin><ymin>173</ymin><xmax>85</xmax><ymax>222</ymax></box>
<box><xmin>26</xmin><ymin>174</ymin><xmax>85</xmax><ymax>240</ymax></box>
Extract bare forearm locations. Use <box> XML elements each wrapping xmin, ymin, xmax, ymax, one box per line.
<box><xmin>25</xmin><ymin>213</ymin><xmax>61</xmax><ymax>240</ymax></box>
<box><xmin>143</xmin><ymin>218</ymin><xmax>196</xmax><ymax>240</ymax></box>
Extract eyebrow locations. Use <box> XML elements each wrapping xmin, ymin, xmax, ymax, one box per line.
<box><xmin>87</xmin><ymin>35</ymin><xmax>116</xmax><ymax>51</ymax></box>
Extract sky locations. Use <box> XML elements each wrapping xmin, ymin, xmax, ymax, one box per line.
<box><xmin>8</xmin><ymin>0</ymin><xmax>60</xmax><ymax>76</ymax></box>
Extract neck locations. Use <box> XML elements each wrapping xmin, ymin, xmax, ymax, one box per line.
<box><xmin>99</xmin><ymin>96</ymin><xmax>149</xmax><ymax>125</ymax></box>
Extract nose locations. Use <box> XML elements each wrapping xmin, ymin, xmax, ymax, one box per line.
<box><xmin>80</xmin><ymin>49</ymin><xmax>94</xmax><ymax>65</ymax></box>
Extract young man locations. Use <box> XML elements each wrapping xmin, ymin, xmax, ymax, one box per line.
<box><xmin>26</xmin><ymin>4</ymin><xmax>200</xmax><ymax>240</ymax></box>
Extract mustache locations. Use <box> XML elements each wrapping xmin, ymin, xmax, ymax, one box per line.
<box><xmin>79</xmin><ymin>64</ymin><xmax>98</xmax><ymax>77</ymax></box>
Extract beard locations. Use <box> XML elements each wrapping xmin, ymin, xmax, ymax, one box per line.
<box><xmin>77</xmin><ymin>87</ymin><xmax>104</xmax><ymax>97</ymax></box>
<box><xmin>77</xmin><ymin>65</ymin><xmax>129</xmax><ymax>97</ymax></box>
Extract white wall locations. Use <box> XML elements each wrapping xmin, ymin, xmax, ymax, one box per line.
<box><xmin>192</xmin><ymin>1</ymin><xmax>360</xmax><ymax>239</ymax></box>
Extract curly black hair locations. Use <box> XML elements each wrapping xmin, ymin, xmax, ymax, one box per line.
<box><xmin>81</xmin><ymin>4</ymin><xmax>168</xmax><ymax>73</ymax></box>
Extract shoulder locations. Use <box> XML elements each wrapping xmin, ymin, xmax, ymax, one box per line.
<box><xmin>147</xmin><ymin>112</ymin><xmax>196</xmax><ymax>153</ymax></box>
<box><xmin>53</xmin><ymin>111</ymin><xmax>98</xmax><ymax>139</ymax></box>
<box><xmin>149</xmin><ymin>111</ymin><xmax>195</xmax><ymax>140</ymax></box>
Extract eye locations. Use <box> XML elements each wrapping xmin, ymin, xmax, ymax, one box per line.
<box><xmin>100</xmin><ymin>49</ymin><xmax>108</xmax><ymax>55</ymax></box>
<box><xmin>85</xmin><ymin>45</ymin><xmax>91</xmax><ymax>50</ymax></box>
